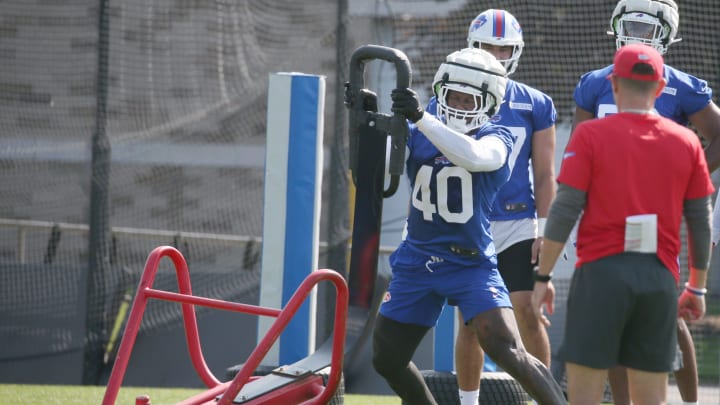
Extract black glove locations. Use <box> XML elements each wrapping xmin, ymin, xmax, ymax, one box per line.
<box><xmin>391</xmin><ymin>88</ymin><xmax>424</xmax><ymax>123</ymax></box>
<box><xmin>343</xmin><ymin>81</ymin><xmax>353</xmax><ymax>109</ymax></box>
<box><xmin>344</xmin><ymin>81</ymin><xmax>378</xmax><ymax>112</ymax></box>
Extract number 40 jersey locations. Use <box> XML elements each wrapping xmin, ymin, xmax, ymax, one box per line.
<box><xmin>401</xmin><ymin>120</ymin><xmax>515</xmax><ymax>267</ymax></box>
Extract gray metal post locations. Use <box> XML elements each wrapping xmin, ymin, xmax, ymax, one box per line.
<box><xmin>321</xmin><ymin>0</ymin><xmax>350</xmax><ymax>344</ymax></box>
<box><xmin>83</xmin><ymin>0</ymin><xmax>112</xmax><ymax>385</ymax></box>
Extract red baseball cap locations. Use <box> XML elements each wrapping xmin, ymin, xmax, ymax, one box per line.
<box><xmin>610</xmin><ymin>43</ymin><xmax>664</xmax><ymax>82</ymax></box>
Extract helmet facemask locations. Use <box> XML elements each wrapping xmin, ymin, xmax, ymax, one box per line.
<box><xmin>609</xmin><ymin>0</ymin><xmax>680</xmax><ymax>55</ymax></box>
<box><xmin>434</xmin><ymin>80</ymin><xmax>498</xmax><ymax>134</ymax></box>
<box><xmin>468</xmin><ymin>41</ymin><xmax>524</xmax><ymax>76</ymax></box>
<box><xmin>432</xmin><ymin>48</ymin><xmax>507</xmax><ymax>134</ymax></box>
<box><xmin>613</xmin><ymin>12</ymin><xmax>671</xmax><ymax>54</ymax></box>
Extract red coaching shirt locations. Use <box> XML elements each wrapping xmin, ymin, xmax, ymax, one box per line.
<box><xmin>559</xmin><ymin>112</ymin><xmax>714</xmax><ymax>282</ymax></box>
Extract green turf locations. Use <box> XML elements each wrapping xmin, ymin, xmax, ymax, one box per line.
<box><xmin>0</xmin><ymin>384</ymin><xmax>401</xmax><ymax>405</ymax></box>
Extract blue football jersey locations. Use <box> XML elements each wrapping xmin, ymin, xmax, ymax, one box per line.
<box><xmin>426</xmin><ymin>80</ymin><xmax>556</xmax><ymax>222</ymax></box>
<box><xmin>401</xmin><ymin>120</ymin><xmax>515</xmax><ymax>268</ymax></box>
<box><xmin>574</xmin><ymin>63</ymin><xmax>712</xmax><ymax>124</ymax></box>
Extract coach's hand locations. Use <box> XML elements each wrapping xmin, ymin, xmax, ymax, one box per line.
<box><xmin>391</xmin><ymin>88</ymin><xmax>424</xmax><ymax>123</ymax></box>
<box><xmin>531</xmin><ymin>280</ymin><xmax>555</xmax><ymax>327</ymax></box>
<box><xmin>678</xmin><ymin>288</ymin><xmax>705</xmax><ymax>322</ymax></box>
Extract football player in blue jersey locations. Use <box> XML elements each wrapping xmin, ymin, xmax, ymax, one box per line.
<box><xmin>573</xmin><ymin>0</ymin><xmax>720</xmax><ymax>171</ymax></box>
<box><xmin>369</xmin><ymin>47</ymin><xmax>565</xmax><ymax>405</ymax></box>
<box><xmin>426</xmin><ymin>9</ymin><xmax>559</xmax><ymax>405</ymax></box>
<box><xmin>571</xmin><ymin>1</ymin><xmax>720</xmax><ymax>404</ymax></box>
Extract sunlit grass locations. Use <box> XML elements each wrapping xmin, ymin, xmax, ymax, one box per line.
<box><xmin>0</xmin><ymin>384</ymin><xmax>401</xmax><ymax>405</ymax></box>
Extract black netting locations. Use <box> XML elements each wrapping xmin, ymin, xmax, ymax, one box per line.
<box><xmin>0</xmin><ymin>0</ymin><xmax>344</xmax><ymax>365</ymax></box>
<box><xmin>380</xmin><ymin>0</ymin><xmax>720</xmax><ymax>123</ymax></box>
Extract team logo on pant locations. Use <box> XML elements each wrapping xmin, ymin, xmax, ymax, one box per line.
<box><xmin>425</xmin><ymin>256</ymin><xmax>443</xmax><ymax>272</ymax></box>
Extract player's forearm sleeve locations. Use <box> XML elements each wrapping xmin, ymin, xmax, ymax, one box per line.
<box><xmin>685</xmin><ymin>195</ymin><xmax>712</xmax><ymax>270</ymax></box>
<box><xmin>415</xmin><ymin>114</ymin><xmax>507</xmax><ymax>172</ymax></box>
<box><xmin>544</xmin><ymin>183</ymin><xmax>586</xmax><ymax>242</ymax></box>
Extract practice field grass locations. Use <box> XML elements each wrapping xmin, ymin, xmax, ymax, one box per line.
<box><xmin>1</xmin><ymin>383</ymin><xmax>642</xmax><ymax>404</ymax></box>
<box><xmin>0</xmin><ymin>384</ymin><xmax>402</xmax><ymax>405</ymax></box>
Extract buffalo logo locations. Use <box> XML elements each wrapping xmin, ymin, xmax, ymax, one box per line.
<box><xmin>434</xmin><ymin>156</ymin><xmax>451</xmax><ymax>165</ymax></box>
<box><xmin>425</xmin><ymin>256</ymin><xmax>444</xmax><ymax>272</ymax></box>
<box><xmin>470</xmin><ymin>15</ymin><xmax>488</xmax><ymax>32</ymax></box>
<box><xmin>382</xmin><ymin>291</ymin><xmax>391</xmax><ymax>303</ymax></box>
<box><xmin>490</xmin><ymin>114</ymin><xmax>502</xmax><ymax>123</ymax></box>
<box><xmin>511</xmin><ymin>18</ymin><xmax>522</xmax><ymax>34</ymax></box>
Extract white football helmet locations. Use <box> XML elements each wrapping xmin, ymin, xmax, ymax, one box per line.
<box><xmin>466</xmin><ymin>9</ymin><xmax>524</xmax><ymax>75</ymax></box>
<box><xmin>609</xmin><ymin>0</ymin><xmax>680</xmax><ymax>55</ymax></box>
<box><xmin>432</xmin><ymin>48</ymin><xmax>507</xmax><ymax>134</ymax></box>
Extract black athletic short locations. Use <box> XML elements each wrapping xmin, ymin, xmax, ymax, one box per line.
<box><xmin>558</xmin><ymin>252</ymin><xmax>678</xmax><ymax>372</ymax></box>
<box><xmin>497</xmin><ymin>238</ymin><xmax>535</xmax><ymax>293</ymax></box>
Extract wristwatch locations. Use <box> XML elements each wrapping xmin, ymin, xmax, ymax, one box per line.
<box><xmin>533</xmin><ymin>268</ymin><xmax>552</xmax><ymax>282</ymax></box>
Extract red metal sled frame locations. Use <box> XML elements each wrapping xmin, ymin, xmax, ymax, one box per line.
<box><xmin>102</xmin><ymin>245</ymin><xmax>349</xmax><ymax>405</ymax></box>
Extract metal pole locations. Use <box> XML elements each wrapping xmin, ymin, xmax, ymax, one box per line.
<box><xmin>83</xmin><ymin>0</ymin><xmax>112</xmax><ymax>385</ymax></box>
<box><xmin>321</xmin><ymin>0</ymin><xmax>350</xmax><ymax>344</ymax></box>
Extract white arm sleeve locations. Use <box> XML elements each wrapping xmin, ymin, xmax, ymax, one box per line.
<box><xmin>415</xmin><ymin>113</ymin><xmax>508</xmax><ymax>172</ymax></box>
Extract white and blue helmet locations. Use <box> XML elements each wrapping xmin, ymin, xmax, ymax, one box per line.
<box><xmin>432</xmin><ymin>48</ymin><xmax>507</xmax><ymax>133</ymax></box>
<box><xmin>609</xmin><ymin>0</ymin><xmax>680</xmax><ymax>55</ymax></box>
<box><xmin>467</xmin><ymin>9</ymin><xmax>524</xmax><ymax>75</ymax></box>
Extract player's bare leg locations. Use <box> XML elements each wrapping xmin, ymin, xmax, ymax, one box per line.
<box><xmin>455</xmin><ymin>312</ymin><xmax>483</xmax><ymax>390</ymax></box>
<box><xmin>454</xmin><ymin>312</ymin><xmax>483</xmax><ymax>404</ymax></box>
<box><xmin>372</xmin><ymin>315</ymin><xmax>437</xmax><ymax>405</ymax></box>
<box><xmin>454</xmin><ymin>291</ymin><xmax>552</xmax><ymax>403</ymax></box>
<box><xmin>627</xmin><ymin>368</ymin><xmax>668</xmax><ymax>405</ymax></box>
<box><xmin>510</xmin><ymin>290</ymin><xmax>551</xmax><ymax>367</ymax></box>
<box><xmin>470</xmin><ymin>307</ymin><xmax>564</xmax><ymax>404</ymax></box>
<box><xmin>609</xmin><ymin>319</ymin><xmax>698</xmax><ymax>405</ymax></box>
<box><xmin>608</xmin><ymin>366</ymin><xmax>631</xmax><ymax>405</ymax></box>
<box><xmin>567</xmin><ymin>362</ymin><xmax>609</xmax><ymax>404</ymax></box>
<box><xmin>674</xmin><ymin>318</ymin><xmax>698</xmax><ymax>402</ymax></box>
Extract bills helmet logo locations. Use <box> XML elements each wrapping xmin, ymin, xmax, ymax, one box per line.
<box><xmin>511</xmin><ymin>18</ymin><xmax>522</xmax><ymax>34</ymax></box>
<box><xmin>470</xmin><ymin>15</ymin><xmax>488</xmax><ymax>32</ymax></box>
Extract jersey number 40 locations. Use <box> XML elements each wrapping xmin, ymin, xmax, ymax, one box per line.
<box><xmin>412</xmin><ymin>165</ymin><xmax>473</xmax><ymax>224</ymax></box>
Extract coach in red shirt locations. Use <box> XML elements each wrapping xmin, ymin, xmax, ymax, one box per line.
<box><xmin>531</xmin><ymin>43</ymin><xmax>713</xmax><ymax>404</ymax></box>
